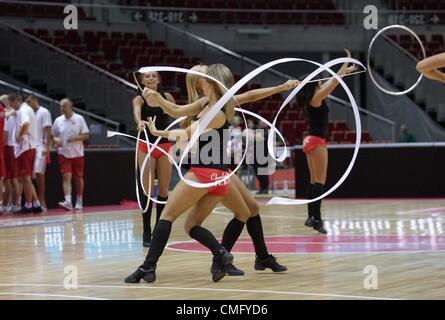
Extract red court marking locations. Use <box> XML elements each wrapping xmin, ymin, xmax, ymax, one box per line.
<box><xmin>168</xmin><ymin>235</ymin><xmax>445</xmax><ymax>254</ymax></box>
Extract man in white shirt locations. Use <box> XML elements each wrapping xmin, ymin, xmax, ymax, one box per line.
<box><xmin>3</xmin><ymin>94</ymin><xmax>20</xmax><ymax>213</ymax></box>
<box><xmin>52</xmin><ymin>98</ymin><xmax>89</xmax><ymax>211</ymax></box>
<box><xmin>26</xmin><ymin>95</ymin><xmax>52</xmax><ymax>211</ymax></box>
<box><xmin>12</xmin><ymin>94</ymin><xmax>42</xmax><ymax>214</ymax></box>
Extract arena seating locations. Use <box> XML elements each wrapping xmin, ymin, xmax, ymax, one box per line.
<box><xmin>0</xmin><ymin>1</ymin><xmax>95</xmax><ymax>20</ymax></box>
<box><xmin>20</xmin><ymin>27</ymin><xmax>367</xmax><ymax>144</ymax></box>
<box><xmin>119</xmin><ymin>0</ymin><xmax>345</xmax><ymax>25</ymax></box>
<box><xmin>389</xmin><ymin>33</ymin><xmax>445</xmax><ymax>69</ymax></box>
<box><xmin>384</xmin><ymin>0</ymin><xmax>445</xmax><ymax>11</ymax></box>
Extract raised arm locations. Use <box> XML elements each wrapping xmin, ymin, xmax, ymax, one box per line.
<box><xmin>311</xmin><ymin>49</ymin><xmax>357</xmax><ymax>107</ymax></box>
<box><xmin>233</xmin><ymin>80</ymin><xmax>299</xmax><ymax>105</ymax></box>
<box><xmin>416</xmin><ymin>52</ymin><xmax>445</xmax><ymax>84</ymax></box>
<box><xmin>143</xmin><ymin>88</ymin><xmax>208</xmax><ymax>118</ymax></box>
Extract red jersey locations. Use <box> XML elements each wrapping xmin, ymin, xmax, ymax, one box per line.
<box><xmin>0</xmin><ymin>102</ymin><xmax>5</xmax><ymax>150</ymax></box>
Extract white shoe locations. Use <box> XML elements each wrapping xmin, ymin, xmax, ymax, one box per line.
<box><xmin>59</xmin><ymin>201</ymin><xmax>73</xmax><ymax>211</ymax></box>
<box><xmin>0</xmin><ymin>205</ymin><xmax>4</xmax><ymax>213</ymax></box>
<box><xmin>74</xmin><ymin>203</ymin><xmax>83</xmax><ymax>211</ymax></box>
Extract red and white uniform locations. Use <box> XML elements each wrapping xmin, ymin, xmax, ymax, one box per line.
<box><xmin>15</xmin><ymin>103</ymin><xmax>37</xmax><ymax>177</ymax></box>
<box><xmin>33</xmin><ymin>106</ymin><xmax>52</xmax><ymax>175</ymax></box>
<box><xmin>52</xmin><ymin>113</ymin><xmax>89</xmax><ymax>177</ymax></box>
<box><xmin>4</xmin><ymin>109</ymin><xmax>18</xmax><ymax>180</ymax></box>
<box><xmin>0</xmin><ymin>102</ymin><xmax>5</xmax><ymax>178</ymax></box>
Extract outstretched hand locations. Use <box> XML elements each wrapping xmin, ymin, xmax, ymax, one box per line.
<box><xmin>282</xmin><ymin>79</ymin><xmax>300</xmax><ymax>90</ymax></box>
<box><xmin>143</xmin><ymin>116</ymin><xmax>158</xmax><ymax>136</ymax></box>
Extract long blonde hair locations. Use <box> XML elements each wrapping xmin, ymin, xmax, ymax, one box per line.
<box><xmin>182</xmin><ymin>64</ymin><xmax>208</xmax><ymax>128</ymax></box>
<box><xmin>205</xmin><ymin>63</ymin><xmax>235</xmax><ymax>122</ymax></box>
<box><xmin>186</xmin><ymin>64</ymin><xmax>207</xmax><ymax>104</ymax></box>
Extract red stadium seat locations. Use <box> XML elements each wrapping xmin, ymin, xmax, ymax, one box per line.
<box><xmin>334</xmin><ymin>121</ymin><xmax>348</xmax><ymax>131</ymax></box>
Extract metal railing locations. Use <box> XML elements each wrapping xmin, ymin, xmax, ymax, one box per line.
<box><xmin>152</xmin><ymin>18</ymin><xmax>396</xmax><ymax>141</ymax></box>
<box><xmin>0</xmin><ymin>19</ymin><xmax>137</xmax><ymax>90</ymax></box>
<box><xmin>0</xmin><ymin>79</ymin><xmax>124</xmax><ymax>146</ymax></box>
<box><xmin>1</xmin><ymin>0</ymin><xmax>445</xmax><ymax>26</ymax></box>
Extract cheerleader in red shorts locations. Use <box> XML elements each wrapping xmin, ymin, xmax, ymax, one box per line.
<box><xmin>132</xmin><ymin>71</ymin><xmax>176</xmax><ymax>247</ymax></box>
<box><xmin>126</xmin><ymin>64</ymin><xmax>254</xmax><ymax>284</ymax></box>
<box><xmin>298</xmin><ymin>49</ymin><xmax>357</xmax><ymax>234</ymax></box>
<box><xmin>153</xmin><ymin>64</ymin><xmax>298</xmax><ymax>275</ymax></box>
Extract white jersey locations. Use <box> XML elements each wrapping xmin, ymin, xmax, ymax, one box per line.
<box><xmin>4</xmin><ymin>111</ymin><xmax>17</xmax><ymax>147</ymax></box>
<box><xmin>52</xmin><ymin>112</ymin><xmax>89</xmax><ymax>158</ymax></box>
<box><xmin>14</xmin><ymin>103</ymin><xmax>37</xmax><ymax>157</ymax></box>
<box><xmin>34</xmin><ymin>106</ymin><xmax>52</xmax><ymax>149</ymax></box>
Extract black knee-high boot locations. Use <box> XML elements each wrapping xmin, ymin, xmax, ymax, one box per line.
<box><xmin>125</xmin><ymin>219</ymin><xmax>172</xmax><ymax>283</ymax></box>
<box><xmin>312</xmin><ymin>183</ymin><xmax>324</xmax><ymax>220</ymax></box>
<box><xmin>156</xmin><ymin>196</ymin><xmax>168</xmax><ymax>225</ymax></box>
<box><xmin>142</xmin><ymin>200</ymin><xmax>154</xmax><ymax>246</ymax></box>
<box><xmin>221</xmin><ymin>218</ymin><xmax>246</xmax><ymax>252</ymax></box>
<box><xmin>190</xmin><ymin>225</ymin><xmax>234</xmax><ymax>282</ymax></box>
<box><xmin>189</xmin><ymin>225</ymin><xmax>222</xmax><ymax>255</ymax></box>
<box><xmin>246</xmin><ymin>215</ymin><xmax>269</xmax><ymax>260</ymax></box>
<box><xmin>142</xmin><ymin>219</ymin><xmax>172</xmax><ymax>268</ymax></box>
<box><xmin>310</xmin><ymin>183</ymin><xmax>327</xmax><ymax>234</ymax></box>
<box><xmin>307</xmin><ymin>183</ymin><xmax>314</xmax><ymax>218</ymax></box>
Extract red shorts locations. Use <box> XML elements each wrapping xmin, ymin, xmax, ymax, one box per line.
<box><xmin>0</xmin><ymin>150</ymin><xmax>5</xmax><ymax>178</ymax></box>
<box><xmin>58</xmin><ymin>155</ymin><xmax>85</xmax><ymax>177</ymax></box>
<box><xmin>303</xmin><ymin>135</ymin><xmax>327</xmax><ymax>154</ymax></box>
<box><xmin>188</xmin><ymin>167</ymin><xmax>230</xmax><ymax>197</ymax></box>
<box><xmin>138</xmin><ymin>142</ymin><xmax>172</xmax><ymax>159</ymax></box>
<box><xmin>4</xmin><ymin>146</ymin><xmax>18</xmax><ymax>180</ymax></box>
<box><xmin>17</xmin><ymin>149</ymin><xmax>36</xmax><ymax>177</ymax></box>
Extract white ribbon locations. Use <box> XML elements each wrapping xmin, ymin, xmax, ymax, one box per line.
<box><xmin>109</xmin><ymin>57</ymin><xmax>365</xmax><ymax>208</ymax></box>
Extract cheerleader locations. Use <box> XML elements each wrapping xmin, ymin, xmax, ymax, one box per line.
<box><xmin>298</xmin><ymin>49</ymin><xmax>357</xmax><ymax>234</ymax></box>
<box><xmin>146</xmin><ymin>64</ymin><xmax>298</xmax><ymax>275</ymax></box>
<box><xmin>125</xmin><ymin>64</ymin><xmax>252</xmax><ymax>283</ymax></box>
<box><xmin>132</xmin><ymin>71</ymin><xmax>175</xmax><ymax>247</ymax></box>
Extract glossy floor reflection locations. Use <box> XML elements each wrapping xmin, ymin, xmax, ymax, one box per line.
<box><xmin>0</xmin><ymin>199</ymin><xmax>444</xmax><ymax>300</ymax></box>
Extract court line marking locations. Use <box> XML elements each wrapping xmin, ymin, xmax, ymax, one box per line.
<box><xmin>212</xmin><ymin>207</ymin><xmax>445</xmax><ymax>221</ymax></box>
<box><xmin>397</xmin><ymin>207</ymin><xmax>445</xmax><ymax>215</ymax></box>
<box><xmin>167</xmin><ymin>236</ymin><xmax>445</xmax><ymax>255</ymax></box>
<box><xmin>0</xmin><ymin>283</ymin><xmax>399</xmax><ymax>300</ymax></box>
<box><xmin>165</xmin><ymin>246</ymin><xmax>445</xmax><ymax>255</ymax></box>
<box><xmin>0</xmin><ymin>292</ymin><xmax>106</xmax><ymax>300</ymax></box>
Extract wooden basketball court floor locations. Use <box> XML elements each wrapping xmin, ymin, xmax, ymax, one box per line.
<box><xmin>0</xmin><ymin>198</ymin><xmax>444</xmax><ymax>300</ymax></box>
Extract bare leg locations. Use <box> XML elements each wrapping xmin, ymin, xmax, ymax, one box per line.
<box><xmin>20</xmin><ymin>175</ymin><xmax>34</xmax><ymax>206</ymax></box>
<box><xmin>35</xmin><ymin>173</ymin><xmax>46</xmax><ymax>208</ymax></box>
<box><xmin>62</xmin><ymin>173</ymin><xmax>72</xmax><ymax>200</ymax></box>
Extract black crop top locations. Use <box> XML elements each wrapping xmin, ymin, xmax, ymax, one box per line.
<box><xmin>306</xmin><ymin>100</ymin><xmax>329</xmax><ymax>138</ymax></box>
<box><xmin>190</xmin><ymin>110</ymin><xmax>230</xmax><ymax>172</ymax></box>
<box><xmin>139</xmin><ymin>92</ymin><xmax>171</xmax><ymax>143</ymax></box>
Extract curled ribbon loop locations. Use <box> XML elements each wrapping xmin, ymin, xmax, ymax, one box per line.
<box><xmin>108</xmin><ymin>56</ymin><xmax>365</xmax><ymax>208</ymax></box>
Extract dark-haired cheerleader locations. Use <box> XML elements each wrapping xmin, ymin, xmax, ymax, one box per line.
<box><xmin>297</xmin><ymin>49</ymin><xmax>356</xmax><ymax>234</ymax></box>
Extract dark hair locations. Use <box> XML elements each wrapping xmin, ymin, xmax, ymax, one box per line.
<box><xmin>295</xmin><ymin>80</ymin><xmax>318</xmax><ymax>118</ymax></box>
<box><xmin>8</xmin><ymin>93</ymin><xmax>23</xmax><ymax>102</ymax></box>
<box><xmin>26</xmin><ymin>94</ymin><xmax>37</xmax><ymax>103</ymax></box>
